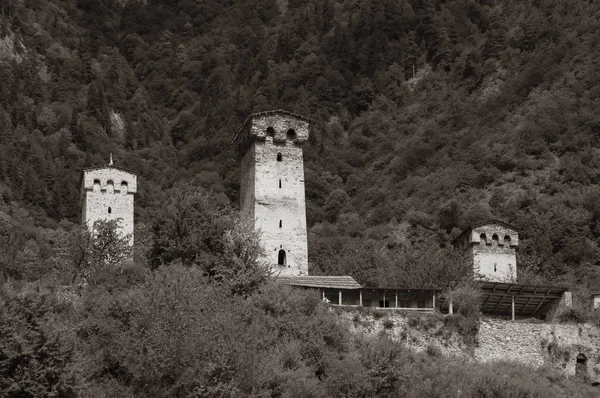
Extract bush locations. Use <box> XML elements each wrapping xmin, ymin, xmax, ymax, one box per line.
<box><xmin>446</xmin><ymin>282</ymin><xmax>482</xmax><ymax>319</ymax></box>
<box><xmin>426</xmin><ymin>343</ymin><xmax>442</xmax><ymax>357</ymax></box>
<box><xmin>555</xmin><ymin>307</ymin><xmax>587</xmax><ymax>324</ymax></box>
<box><xmin>383</xmin><ymin>318</ymin><xmax>394</xmax><ymax>329</ymax></box>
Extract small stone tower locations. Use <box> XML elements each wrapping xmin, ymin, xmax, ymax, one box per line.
<box><xmin>453</xmin><ymin>220</ymin><xmax>519</xmax><ymax>282</ymax></box>
<box><xmin>233</xmin><ymin>110</ymin><xmax>310</xmax><ymax>276</ymax></box>
<box><xmin>81</xmin><ymin>158</ymin><xmax>137</xmax><ymax>244</ymax></box>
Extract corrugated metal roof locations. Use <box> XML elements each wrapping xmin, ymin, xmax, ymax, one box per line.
<box><xmin>276</xmin><ymin>275</ymin><xmax>362</xmax><ymax>289</ymax></box>
<box><xmin>440</xmin><ymin>282</ymin><xmax>568</xmax><ymax>317</ymax></box>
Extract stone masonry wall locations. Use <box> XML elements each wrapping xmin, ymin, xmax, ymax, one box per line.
<box><xmin>476</xmin><ymin>317</ymin><xmax>600</xmax><ymax>381</ymax></box>
<box><xmin>82</xmin><ymin>167</ymin><xmax>136</xmax><ymax>244</ymax></box>
<box><xmin>336</xmin><ymin>310</ymin><xmax>472</xmax><ymax>360</ymax></box>
<box><xmin>239</xmin><ymin>112</ymin><xmax>309</xmax><ymax>276</ymax></box>
<box><xmin>471</xmin><ymin>223</ymin><xmax>518</xmax><ymax>282</ymax></box>
<box><xmin>336</xmin><ymin>310</ymin><xmax>600</xmax><ymax>382</ymax></box>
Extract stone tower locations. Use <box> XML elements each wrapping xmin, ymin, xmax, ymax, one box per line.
<box><xmin>452</xmin><ymin>220</ymin><xmax>519</xmax><ymax>282</ymax></box>
<box><xmin>233</xmin><ymin>110</ymin><xmax>310</xmax><ymax>276</ymax></box>
<box><xmin>81</xmin><ymin>159</ymin><xmax>137</xmax><ymax>244</ymax></box>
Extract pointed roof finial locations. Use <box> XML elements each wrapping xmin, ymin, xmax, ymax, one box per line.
<box><xmin>109</xmin><ymin>153</ymin><xmax>113</xmax><ymax>166</ymax></box>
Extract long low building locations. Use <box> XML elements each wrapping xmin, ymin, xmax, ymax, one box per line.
<box><xmin>277</xmin><ymin>275</ymin><xmax>440</xmax><ymax>312</ymax></box>
<box><xmin>277</xmin><ymin>276</ymin><xmax>570</xmax><ymax>319</ymax></box>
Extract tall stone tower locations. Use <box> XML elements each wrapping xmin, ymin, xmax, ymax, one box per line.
<box><xmin>233</xmin><ymin>110</ymin><xmax>310</xmax><ymax>276</ymax></box>
<box><xmin>453</xmin><ymin>220</ymin><xmax>519</xmax><ymax>282</ymax></box>
<box><xmin>81</xmin><ymin>159</ymin><xmax>137</xmax><ymax>244</ymax></box>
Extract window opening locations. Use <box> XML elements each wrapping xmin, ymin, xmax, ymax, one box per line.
<box><xmin>108</xmin><ymin>207</ymin><xmax>112</xmax><ymax>214</ymax></box>
<box><xmin>266</xmin><ymin>127</ymin><xmax>275</xmax><ymax>137</ymax></box>
<box><xmin>287</xmin><ymin>129</ymin><xmax>296</xmax><ymax>141</ymax></box>
<box><xmin>106</xmin><ymin>180</ymin><xmax>114</xmax><ymax>194</ymax></box>
<box><xmin>504</xmin><ymin>235</ymin><xmax>511</xmax><ymax>246</ymax></box>
<box><xmin>121</xmin><ymin>181</ymin><xmax>128</xmax><ymax>194</ymax></box>
<box><xmin>278</xmin><ymin>249</ymin><xmax>286</xmax><ymax>266</ymax></box>
<box><xmin>277</xmin><ymin>152</ymin><xmax>282</xmax><ymax>161</ymax></box>
<box><xmin>494</xmin><ymin>263</ymin><xmax>497</xmax><ymax>272</ymax></box>
<box><xmin>93</xmin><ymin>179</ymin><xmax>101</xmax><ymax>192</ymax></box>
<box><xmin>480</xmin><ymin>233</ymin><xmax>487</xmax><ymax>245</ymax></box>
<box><xmin>279</xmin><ymin>179</ymin><xmax>281</xmax><ymax>188</ymax></box>
<box><xmin>492</xmin><ymin>234</ymin><xmax>499</xmax><ymax>244</ymax></box>
<box><xmin>279</xmin><ymin>220</ymin><xmax>282</xmax><ymax>228</ymax></box>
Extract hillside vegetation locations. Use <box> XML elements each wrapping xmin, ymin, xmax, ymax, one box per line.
<box><xmin>2</xmin><ymin>0</ymin><xmax>600</xmax><ymax>294</ymax></box>
<box><xmin>2</xmin><ymin>0</ymin><xmax>600</xmax><ymax>395</ymax></box>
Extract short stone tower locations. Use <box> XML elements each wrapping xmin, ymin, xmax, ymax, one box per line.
<box><xmin>453</xmin><ymin>220</ymin><xmax>518</xmax><ymax>282</ymax></box>
<box><xmin>233</xmin><ymin>110</ymin><xmax>310</xmax><ymax>276</ymax></box>
<box><xmin>81</xmin><ymin>159</ymin><xmax>137</xmax><ymax>244</ymax></box>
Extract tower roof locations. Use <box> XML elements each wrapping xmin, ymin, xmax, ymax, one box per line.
<box><xmin>231</xmin><ymin>109</ymin><xmax>311</xmax><ymax>144</ymax></box>
<box><xmin>83</xmin><ymin>165</ymin><xmax>137</xmax><ymax>176</ymax></box>
<box><xmin>452</xmin><ymin>219</ymin><xmax>518</xmax><ymax>246</ymax></box>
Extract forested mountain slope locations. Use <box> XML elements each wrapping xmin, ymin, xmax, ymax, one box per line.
<box><xmin>1</xmin><ymin>0</ymin><xmax>600</xmax><ymax>294</ymax></box>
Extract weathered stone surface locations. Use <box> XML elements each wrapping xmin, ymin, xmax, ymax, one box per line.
<box><xmin>455</xmin><ymin>221</ymin><xmax>518</xmax><ymax>282</ymax></box>
<box><xmin>476</xmin><ymin>317</ymin><xmax>600</xmax><ymax>381</ymax></box>
<box><xmin>81</xmin><ymin>166</ymin><xmax>136</xmax><ymax>244</ymax></box>
<box><xmin>338</xmin><ymin>310</ymin><xmax>600</xmax><ymax>381</ymax></box>
<box><xmin>337</xmin><ymin>310</ymin><xmax>471</xmax><ymax>359</ymax></box>
<box><xmin>236</xmin><ymin>110</ymin><xmax>309</xmax><ymax>276</ymax></box>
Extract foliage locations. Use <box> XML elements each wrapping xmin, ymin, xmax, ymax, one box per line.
<box><xmin>2</xmin><ymin>0</ymin><xmax>600</xmax><ymax>394</ymax></box>
<box><xmin>148</xmin><ymin>183</ymin><xmax>268</xmax><ymax>295</ymax></box>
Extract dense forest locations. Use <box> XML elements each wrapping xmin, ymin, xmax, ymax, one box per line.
<box><xmin>2</xmin><ymin>0</ymin><xmax>600</xmax><ymax>395</ymax></box>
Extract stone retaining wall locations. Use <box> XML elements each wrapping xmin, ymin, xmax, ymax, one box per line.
<box><xmin>476</xmin><ymin>317</ymin><xmax>600</xmax><ymax>381</ymax></box>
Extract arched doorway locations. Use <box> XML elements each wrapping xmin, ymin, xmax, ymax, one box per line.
<box><xmin>576</xmin><ymin>353</ymin><xmax>588</xmax><ymax>379</ymax></box>
<box><xmin>278</xmin><ymin>249</ymin><xmax>286</xmax><ymax>266</ymax></box>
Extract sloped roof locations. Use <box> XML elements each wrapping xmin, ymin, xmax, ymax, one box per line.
<box><xmin>276</xmin><ymin>275</ymin><xmax>362</xmax><ymax>289</ymax></box>
<box><xmin>83</xmin><ymin>165</ymin><xmax>137</xmax><ymax>176</ymax></box>
<box><xmin>450</xmin><ymin>282</ymin><xmax>568</xmax><ymax>317</ymax></box>
<box><xmin>467</xmin><ymin>219</ymin><xmax>518</xmax><ymax>231</ymax></box>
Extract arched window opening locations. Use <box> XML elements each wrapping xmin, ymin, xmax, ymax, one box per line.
<box><xmin>121</xmin><ymin>181</ymin><xmax>128</xmax><ymax>194</ymax></box>
<box><xmin>480</xmin><ymin>233</ymin><xmax>487</xmax><ymax>245</ymax></box>
<box><xmin>93</xmin><ymin>179</ymin><xmax>101</xmax><ymax>192</ymax></box>
<box><xmin>504</xmin><ymin>235</ymin><xmax>511</xmax><ymax>246</ymax></box>
<box><xmin>286</xmin><ymin>129</ymin><xmax>296</xmax><ymax>141</ymax></box>
<box><xmin>108</xmin><ymin>206</ymin><xmax>112</xmax><ymax>214</ymax></box>
<box><xmin>279</xmin><ymin>179</ymin><xmax>281</xmax><ymax>188</ymax></box>
<box><xmin>576</xmin><ymin>354</ymin><xmax>588</xmax><ymax>379</ymax></box>
<box><xmin>492</xmin><ymin>234</ymin><xmax>499</xmax><ymax>244</ymax></box>
<box><xmin>106</xmin><ymin>180</ymin><xmax>114</xmax><ymax>194</ymax></box>
<box><xmin>277</xmin><ymin>152</ymin><xmax>282</xmax><ymax>161</ymax></box>
<box><xmin>279</xmin><ymin>220</ymin><xmax>282</xmax><ymax>228</ymax></box>
<box><xmin>266</xmin><ymin>127</ymin><xmax>275</xmax><ymax>137</ymax></box>
<box><xmin>278</xmin><ymin>249</ymin><xmax>286</xmax><ymax>266</ymax></box>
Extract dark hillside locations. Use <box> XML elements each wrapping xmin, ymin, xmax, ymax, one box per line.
<box><xmin>1</xmin><ymin>0</ymin><xmax>600</xmax><ymax>293</ymax></box>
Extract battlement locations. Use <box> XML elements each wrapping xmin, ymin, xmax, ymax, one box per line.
<box><xmin>82</xmin><ymin>166</ymin><xmax>137</xmax><ymax>194</ymax></box>
<box><xmin>233</xmin><ymin>109</ymin><xmax>310</xmax><ymax>155</ymax></box>
<box><xmin>81</xmin><ymin>164</ymin><xmax>137</xmax><ymax>245</ymax></box>
<box><xmin>454</xmin><ymin>220</ymin><xmax>519</xmax><ymax>283</ymax></box>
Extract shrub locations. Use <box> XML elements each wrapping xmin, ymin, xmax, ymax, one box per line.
<box><xmin>372</xmin><ymin>309</ymin><xmax>386</xmax><ymax>320</ymax></box>
<box><xmin>446</xmin><ymin>282</ymin><xmax>482</xmax><ymax>319</ymax></box>
<box><xmin>555</xmin><ymin>307</ymin><xmax>587</xmax><ymax>324</ymax></box>
<box><xmin>383</xmin><ymin>318</ymin><xmax>394</xmax><ymax>329</ymax></box>
<box><xmin>426</xmin><ymin>343</ymin><xmax>442</xmax><ymax>357</ymax></box>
